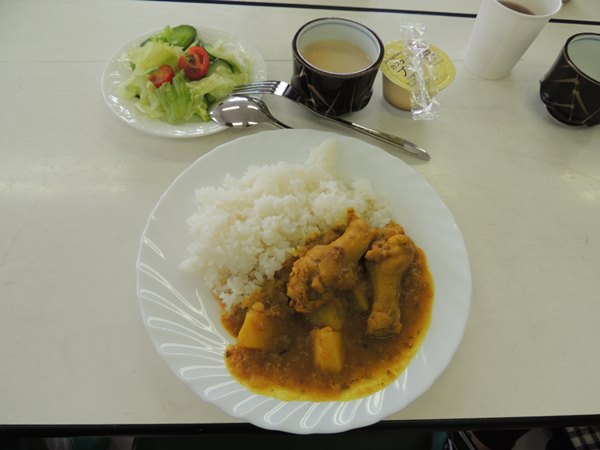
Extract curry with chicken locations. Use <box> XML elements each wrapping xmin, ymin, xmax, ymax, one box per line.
<box><xmin>223</xmin><ymin>209</ymin><xmax>434</xmax><ymax>401</ymax></box>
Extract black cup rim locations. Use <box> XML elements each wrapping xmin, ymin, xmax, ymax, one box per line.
<box><xmin>292</xmin><ymin>17</ymin><xmax>385</xmax><ymax>78</ymax></box>
<box><xmin>563</xmin><ymin>32</ymin><xmax>600</xmax><ymax>85</ymax></box>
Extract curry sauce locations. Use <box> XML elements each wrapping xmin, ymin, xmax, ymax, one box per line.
<box><xmin>222</xmin><ymin>212</ymin><xmax>434</xmax><ymax>401</ymax></box>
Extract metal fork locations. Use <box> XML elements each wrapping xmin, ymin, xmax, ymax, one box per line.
<box><xmin>233</xmin><ymin>80</ymin><xmax>430</xmax><ymax>161</ymax></box>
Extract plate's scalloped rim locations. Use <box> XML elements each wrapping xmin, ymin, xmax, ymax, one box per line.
<box><xmin>136</xmin><ymin>129</ymin><xmax>471</xmax><ymax>434</ymax></box>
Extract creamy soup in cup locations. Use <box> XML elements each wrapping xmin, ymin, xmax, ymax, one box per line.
<box><xmin>291</xmin><ymin>17</ymin><xmax>384</xmax><ymax>116</ymax></box>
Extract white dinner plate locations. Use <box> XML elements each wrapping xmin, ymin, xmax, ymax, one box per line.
<box><xmin>101</xmin><ymin>26</ymin><xmax>267</xmax><ymax>138</ymax></box>
<box><xmin>136</xmin><ymin>129</ymin><xmax>471</xmax><ymax>434</ymax></box>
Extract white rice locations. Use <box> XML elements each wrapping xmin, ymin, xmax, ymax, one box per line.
<box><xmin>181</xmin><ymin>138</ymin><xmax>391</xmax><ymax>309</ymax></box>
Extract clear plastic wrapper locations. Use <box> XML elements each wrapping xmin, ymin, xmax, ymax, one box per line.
<box><xmin>398</xmin><ymin>24</ymin><xmax>441</xmax><ymax>120</ymax></box>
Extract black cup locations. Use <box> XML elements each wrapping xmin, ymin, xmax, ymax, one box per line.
<box><xmin>540</xmin><ymin>33</ymin><xmax>600</xmax><ymax>127</ymax></box>
<box><xmin>291</xmin><ymin>18</ymin><xmax>384</xmax><ymax>116</ymax></box>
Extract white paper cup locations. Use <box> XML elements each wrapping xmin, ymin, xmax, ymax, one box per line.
<box><xmin>464</xmin><ymin>0</ymin><xmax>562</xmax><ymax>80</ymax></box>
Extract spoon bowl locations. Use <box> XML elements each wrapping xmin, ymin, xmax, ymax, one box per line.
<box><xmin>209</xmin><ymin>96</ymin><xmax>291</xmax><ymax>129</ymax></box>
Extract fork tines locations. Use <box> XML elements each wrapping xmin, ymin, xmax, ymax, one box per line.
<box><xmin>233</xmin><ymin>80</ymin><xmax>286</xmax><ymax>95</ymax></box>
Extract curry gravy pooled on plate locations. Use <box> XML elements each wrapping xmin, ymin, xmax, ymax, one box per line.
<box><xmin>182</xmin><ymin>139</ymin><xmax>434</xmax><ymax>401</ymax></box>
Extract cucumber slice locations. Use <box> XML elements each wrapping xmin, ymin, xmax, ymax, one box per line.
<box><xmin>142</xmin><ymin>25</ymin><xmax>198</xmax><ymax>49</ymax></box>
<box><xmin>206</xmin><ymin>59</ymin><xmax>234</xmax><ymax>76</ymax></box>
<box><xmin>169</xmin><ymin>25</ymin><xmax>197</xmax><ymax>49</ymax></box>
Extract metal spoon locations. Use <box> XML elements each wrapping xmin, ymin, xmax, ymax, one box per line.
<box><xmin>209</xmin><ymin>96</ymin><xmax>291</xmax><ymax>129</ymax></box>
<box><xmin>210</xmin><ymin>96</ymin><xmax>430</xmax><ymax>161</ymax></box>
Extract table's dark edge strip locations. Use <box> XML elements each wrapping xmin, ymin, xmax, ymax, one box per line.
<box><xmin>2</xmin><ymin>415</ymin><xmax>599</xmax><ymax>438</ymax></box>
<box><xmin>143</xmin><ymin>0</ymin><xmax>600</xmax><ymax>26</ymax></box>
<box><xmin>145</xmin><ymin>0</ymin><xmax>475</xmax><ymax>18</ymax></box>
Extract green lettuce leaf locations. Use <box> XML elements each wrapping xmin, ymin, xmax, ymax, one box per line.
<box><xmin>155</xmin><ymin>72</ymin><xmax>194</xmax><ymax>124</ymax></box>
<box><xmin>187</xmin><ymin>64</ymin><xmax>250</xmax><ymax>121</ymax></box>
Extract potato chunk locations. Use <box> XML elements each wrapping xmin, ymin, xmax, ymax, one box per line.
<box><xmin>312</xmin><ymin>326</ymin><xmax>344</xmax><ymax>373</ymax></box>
<box><xmin>309</xmin><ymin>297</ymin><xmax>345</xmax><ymax>331</ymax></box>
<box><xmin>237</xmin><ymin>304</ymin><xmax>275</xmax><ymax>350</ymax></box>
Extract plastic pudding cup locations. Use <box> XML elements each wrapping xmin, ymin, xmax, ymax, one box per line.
<box><xmin>380</xmin><ymin>41</ymin><xmax>455</xmax><ymax>111</ymax></box>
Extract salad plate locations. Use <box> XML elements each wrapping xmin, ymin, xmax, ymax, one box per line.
<box><xmin>136</xmin><ymin>129</ymin><xmax>471</xmax><ymax>434</ymax></box>
<box><xmin>101</xmin><ymin>26</ymin><xmax>267</xmax><ymax>138</ymax></box>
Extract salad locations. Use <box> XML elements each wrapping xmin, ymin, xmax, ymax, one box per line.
<box><xmin>120</xmin><ymin>25</ymin><xmax>255</xmax><ymax>124</ymax></box>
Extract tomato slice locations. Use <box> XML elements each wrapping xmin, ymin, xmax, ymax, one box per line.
<box><xmin>148</xmin><ymin>64</ymin><xmax>175</xmax><ymax>88</ymax></box>
<box><xmin>178</xmin><ymin>46</ymin><xmax>211</xmax><ymax>80</ymax></box>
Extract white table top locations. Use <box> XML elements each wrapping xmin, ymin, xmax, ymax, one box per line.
<box><xmin>1</xmin><ymin>0</ymin><xmax>599</xmax><ymax>433</ymax></box>
<box><xmin>228</xmin><ymin>0</ymin><xmax>600</xmax><ymax>22</ymax></box>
